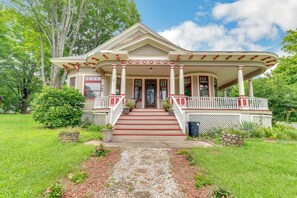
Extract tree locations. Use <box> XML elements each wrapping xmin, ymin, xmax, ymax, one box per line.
<box><xmin>0</xmin><ymin>7</ymin><xmax>43</xmax><ymax>113</ymax></box>
<box><xmin>8</xmin><ymin>0</ymin><xmax>141</xmax><ymax>88</ymax></box>
<box><xmin>32</xmin><ymin>86</ymin><xmax>85</xmax><ymax>128</ymax></box>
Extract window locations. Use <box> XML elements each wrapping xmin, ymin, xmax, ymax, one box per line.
<box><xmin>199</xmin><ymin>76</ymin><xmax>209</xmax><ymax>97</ymax></box>
<box><xmin>134</xmin><ymin>79</ymin><xmax>142</xmax><ymax>101</ymax></box>
<box><xmin>184</xmin><ymin>77</ymin><xmax>191</xmax><ymax>96</ymax></box>
<box><xmin>159</xmin><ymin>79</ymin><xmax>167</xmax><ymax>100</ymax></box>
<box><xmin>84</xmin><ymin>76</ymin><xmax>101</xmax><ymax>99</ymax></box>
<box><xmin>69</xmin><ymin>77</ymin><xmax>76</xmax><ymax>88</ymax></box>
<box><xmin>116</xmin><ymin>78</ymin><xmax>121</xmax><ymax>95</ymax></box>
<box><xmin>214</xmin><ymin>78</ymin><xmax>218</xmax><ymax>97</ymax></box>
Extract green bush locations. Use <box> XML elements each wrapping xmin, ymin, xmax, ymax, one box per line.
<box><xmin>251</xmin><ymin>128</ymin><xmax>265</xmax><ymax>138</ymax></box>
<box><xmin>45</xmin><ymin>183</ymin><xmax>64</xmax><ymax>198</ymax></box>
<box><xmin>94</xmin><ymin>144</ymin><xmax>110</xmax><ymax>157</ymax></box>
<box><xmin>32</xmin><ymin>86</ymin><xmax>85</xmax><ymax>128</ymax></box>
<box><xmin>69</xmin><ymin>171</ymin><xmax>88</xmax><ymax>184</ymax></box>
<box><xmin>239</xmin><ymin>121</ymin><xmax>260</xmax><ymax>137</ymax></box>
<box><xmin>213</xmin><ymin>186</ymin><xmax>233</xmax><ymax>198</ymax></box>
<box><xmin>194</xmin><ymin>174</ymin><xmax>212</xmax><ymax>189</ymax></box>
<box><xmin>87</xmin><ymin>124</ymin><xmax>102</xmax><ymax>131</ymax></box>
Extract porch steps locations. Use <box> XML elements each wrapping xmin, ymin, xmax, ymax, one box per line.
<box><xmin>113</xmin><ymin>109</ymin><xmax>186</xmax><ymax>142</ymax></box>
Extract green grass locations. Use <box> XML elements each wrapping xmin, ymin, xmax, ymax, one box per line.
<box><xmin>0</xmin><ymin>114</ymin><xmax>101</xmax><ymax>197</ymax></box>
<box><xmin>191</xmin><ymin>139</ymin><xmax>297</xmax><ymax>197</ymax></box>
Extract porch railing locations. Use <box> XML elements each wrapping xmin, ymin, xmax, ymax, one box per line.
<box><xmin>94</xmin><ymin>96</ymin><xmax>109</xmax><ymax>109</ymax></box>
<box><xmin>109</xmin><ymin>96</ymin><xmax>125</xmax><ymax>125</ymax></box>
<box><xmin>171</xmin><ymin>96</ymin><xmax>186</xmax><ymax>133</ymax></box>
<box><xmin>187</xmin><ymin>97</ymin><xmax>269</xmax><ymax>110</ymax></box>
<box><xmin>247</xmin><ymin>97</ymin><xmax>269</xmax><ymax>110</ymax></box>
<box><xmin>187</xmin><ymin>97</ymin><xmax>239</xmax><ymax>109</ymax></box>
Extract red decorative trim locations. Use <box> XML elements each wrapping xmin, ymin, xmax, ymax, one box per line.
<box><xmin>143</xmin><ymin>60</ymin><xmax>146</xmax><ymax>64</ymax></box>
<box><xmin>157</xmin><ymin>60</ymin><xmax>160</xmax><ymax>64</ymax></box>
<box><xmin>150</xmin><ymin>60</ymin><xmax>154</xmax><ymax>64</ymax></box>
<box><xmin>121</xmin><ymin>60</ymin><xmax>126</xmax><ymax>65</ymax></box>
<box><xmin>177</xmin><ymin>55</ymin><xmax>181</xmax><ymax>61</ymax></box>
<box><xmin>103</xmin><ymin>54</ymin><xmax>109</xmax><ymax>60</ymax></box>
<box><xmin>250</xmin><ymin>55</ymin><xmax>258</xmax><ymax>60</ymax></box>
<box><xmin>261</xmin><ymin>56</ymin><xmax>271</xmax><ymax>61</ymax></box>
<box><xmin>91</xmin><ymin>57</ymin><xmax>99</xmax><ymax>61</ymax></box>
<box><xmin>201</xmin><ymin>55</ymin><xmax>206</xmax><ymax>60</ymax></box>
<box><xmin>128</xmin><ymin>60</ymin><xmax>133</xmax><ymax>64</ymax></box>
<box><xmin>68</xmin><ymin>63</ymin><xmax>79</xmax><ymax>71</ymax></box>
<box><xmin>63</xmin><ymin>64</ymin><xmax>70</xmax><ymax>74</ymax></box>
<box><xmin>238</xmin><ymin>55</ymin><xmax>245</xmax><ymax>60</ymax></box>
<box><xmin>136</xmin><ymin>60</ymin><xmax>140</xmax><ymax>64</ymax></box>
<box><xmin>213</xmin><ymin>55</ymin><xmax>219</xmax><ymax>60</ymax></box>
<box><xmin>164</xmin><ymin>60</ymin><xmax>168</xmax><ymax>64</ymax></box>
<box><xmin>170</xmin><ymin>60</ymin><xmax>175</xmax><ymax>64</ymax></box>
<box><xmin>116</xmin><ymin>54</ymin><xmax>120</xmax><ymax>60</ymax></box>
<box><xmin>226</xmin><ymin>55</ymin><xmax>232</xmax><ymax>60</ymax></box>
<box><xmin>267</xmin><ymin>64</ymin><xmax>274</xmax><ymax>67</ymax></box>
<box><xmin>89</xmin><ymin>62</ymin><xmax>96</xmax><ymax>65</ymax></box>
<box><xmin>189</xmin><ymin>55</ymin><xmax>194</xmax><ymax>60</ymax></box>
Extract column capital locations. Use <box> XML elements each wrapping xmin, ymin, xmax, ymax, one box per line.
<box><xmin>248</xmin><ymin>78</ymin><xmax>253</xmax><ymax>81</ymax></box>
<box><xmin>170</xmin><ymin>64</ymin><xmax>175</xmax><ymax>69</ymax></box>
<box><xmin>121</xmin><ymin>64</ymin><xmax>126</xmax><ymax>69</ymax></box>
<box><xmin>179</xmin><ymin>64</ymin><xmax>184</xmax><ymax>69</ymax></box>
<box><xmin>237</xmin><ymin>65</ymin><xmax>244</xmax><ymax>70</ymax></box>
<box><xmin>112</xmin><ymin>64</ymin><xmax>117</xmax><ymax>69</ymax></box>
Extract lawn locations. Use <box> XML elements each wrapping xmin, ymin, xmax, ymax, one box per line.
<box><xmin>191</xmin><ymin>139</ymin><xmax>297</xmax><ymax>198</ymax></box>
<box><xmin>0</xmin><ymin>114</ymin><xmax>101</xmax><ymax>197</ymax></box>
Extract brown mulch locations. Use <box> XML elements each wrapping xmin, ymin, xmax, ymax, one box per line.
<box><xmin>62</xmin><ymin>148</ymin><xmax>121</xmax><ymax>198</ymax></box>
<box><xmin>169</xmin><ymin>149</ymin><xmax>213</xmax><ymax>198</ymax></box>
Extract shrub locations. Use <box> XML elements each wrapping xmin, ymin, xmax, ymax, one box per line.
<box><xmin>224</xmin><ymin>128</ymin><xmax>245</xmax><ymax>136</ymax></box>
<box><xmin>213</xmin><ymin>187</ymin><xmax>233</xmax><ymax>198</ymax></box>
<box><xmin>32</xmin><ymin>86</ymin><xmax>85</xmax><ymax>128</ymax></box>
<box><xmin>194</xmin><ymin>174</ymin><xmax>212</xmax><ymax>189</ymax></box>
<box><xmin>45</xmin><ymin>183</ymin><xmax>64</xmax><ymax>198</ymax></box>
<box><xmin>94</xmin><ymin>144</ymin><xmax>110</xmax><ymax>157</ymax></box>
<box><xmin>68</xmin><ymin>171</ymin><xmax>88</xmax><ymax>184</ymax></box>
<box><xmin>88</xmin><ymin>124</ymin><xmax>102</xmax><ymax>131</ymax></box>
<box><xmin>239</xmin><ymin>121</ymin><xmax>260</xmax><ymax>137</ymax></box>
<box><xmin>251</xmin><ymin>127</ymin><xmax>265</xmax><ymax>138</ymax></box>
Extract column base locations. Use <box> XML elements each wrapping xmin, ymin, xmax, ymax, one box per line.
<box><xmin>238</xmin><ymin>96</ymin><xmax>249</xmax><ymax>109</ymax></box>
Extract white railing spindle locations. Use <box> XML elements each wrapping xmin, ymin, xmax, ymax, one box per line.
<box><xmin>171</xmin><ymin>96</ymin><xmax>186</xmax><ymax>133</ymax></box>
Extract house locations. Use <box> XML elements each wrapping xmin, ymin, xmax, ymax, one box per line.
<box><xmin>50</xmin><ymin>23</ymin><xmax>278</xmax><ymax>141</ymax></box>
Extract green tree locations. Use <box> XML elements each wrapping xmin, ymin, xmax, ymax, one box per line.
<box><xmin>32</xmin><ymin>86</ymin><xmax>85</xmax><ymax>128</ymax></box>
<box><xmin>0</xmin><ymin>7</ymin><xmax>43</xmax><ymax>113</ymax></box>
<box><xmin>8</xmin><ymin>0</ymin><xmax>141</xmax><ymax>88</ymax></box>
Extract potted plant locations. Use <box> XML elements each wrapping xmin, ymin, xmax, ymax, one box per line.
<box><xmin>102</xmin><ymin>124</ymin><xmax>113</xmax><ymax>142</ymax></box>
<box><xmin>125</xmin><ymin>99</ymin><xmax>136</xmax><ymax>111</ymax></box>
<box><xmin>168</xmin><ymin>107</ymin><xmax>174</xmax><ymax>115</ymax></box>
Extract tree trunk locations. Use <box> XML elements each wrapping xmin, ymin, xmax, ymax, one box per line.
<box><xmin>39</xmin><ymin>29</ymin><xmax>47</xmax><ymax>86</ymax></box>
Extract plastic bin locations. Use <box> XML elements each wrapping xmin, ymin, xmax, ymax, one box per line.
<box><xmin>188</xmin><ymin>121</ymin><xmax>200</xmax><ymax>137</ymax></box>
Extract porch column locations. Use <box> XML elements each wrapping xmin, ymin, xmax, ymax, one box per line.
<box><xmin>102</xmin><ymin>76</ymin><xmax>106</xmax><ymax>96</ymax></box>
<box><xmin>224</xmin><ymin>89</ymin><xmax>227</xmax><ymax>97</ymax></box>
<box><xmin>248</xmin><ymin>79</ymin><xmax>254</xmax><ymax>97</ymax></box>
<box><xmin>111</xmin><ymin>64</ymin><xmax>117</xmax><ymax>95</ymax></box>
<box><xmin>170</xmin><ymin>64</ymin><xmax>175</xmax><ymax>95</ymax></box>
<box><xmin>237</xmin><ymin>65</ymin><xmax>245</xmax><ymax>97</ymax></box>
<box><xmin>179</xmin><ymin>65</ymin><xmax>184</xmax><ymax>95</ymax></box>
<box><xmin>120</xmin><ymin>64</ymin><xmax>126</xmax><ymax>96</ymax></box>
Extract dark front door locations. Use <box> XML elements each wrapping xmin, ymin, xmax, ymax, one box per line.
<box><xmin>145</xmin><ymin>79</ymin><xmax>157</xmax><ymax>108</ymax></box>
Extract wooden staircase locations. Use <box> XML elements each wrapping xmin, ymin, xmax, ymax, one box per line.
<box><xmin>113</xmin><ymin>109</ymin><xmax>186</xmax><ymax>141</ymax></box>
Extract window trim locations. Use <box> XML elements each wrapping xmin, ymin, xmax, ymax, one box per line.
<box><xmin>159</xmin><ymin>79</ymin><xmax>168</xmax><ymax>100</ymax></box>
<box><xmin>69</xmin><ymin>76</ymin><xmax>76</xmax><ymax>88</ymax></box>
<box><xmin>84</xmin><ymin>76</ymin><xmax>102</xmax><ymax>100</ymax></box>
<box><xmin>184</xmin><ymin>76</ymin><xmax>192</xmax><ymax>96</ymax></box>
<box><xmin>134</xmin><ymin>79</ymin><xmax>142</xmax><ymax>101</ymax></box>
<box><xmin>198</xmin><ymin>75</ymin><xmax>210</xmax><ymax>97</ymax></box>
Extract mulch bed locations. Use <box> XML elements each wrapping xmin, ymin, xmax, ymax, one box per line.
<box><xmin>169</xmin><ymin>149</ymin><xmax>213</xmax><ymax>198</ymax></box>
<box><xmin>62</xmin><ymin>148</ymin><xmax>121</xmax><ymax>198</ymax></box>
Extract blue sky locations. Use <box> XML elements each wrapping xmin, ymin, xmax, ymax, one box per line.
<box><xmin>134</xmin><ymin>0</ymin><xmax>297</xmax><ymax>56</ymax></box>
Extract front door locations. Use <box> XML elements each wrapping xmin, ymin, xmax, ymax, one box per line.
<box><xmin>145</xmin><ymin>79</ymin><xmax>157</xmax><ymax>108</ymax></box>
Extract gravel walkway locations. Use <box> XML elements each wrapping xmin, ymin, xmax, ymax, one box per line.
<box><xmin>98</xmin><ymin>148</ymin><xmax>184</xmax><ymax>198</ymax></box>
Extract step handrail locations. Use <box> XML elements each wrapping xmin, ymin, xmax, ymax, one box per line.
<box><xmin>109</xmin><ymin>96</ymin><xmax>125</xmax><ymax>125</ymax></box>
<box><xmin>171</xmin><ymin>96</ymin><xmax>186</xmax><ymax>133</ymax></box>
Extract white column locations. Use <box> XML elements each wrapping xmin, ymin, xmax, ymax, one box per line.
<box><xmin>248</xmin><ymin>79</ymin><xmax>254</xmax><ymax>97</ymax></box>
<box><xmin>179</xmin><ymin>65</ymin><xmax>184</xmax><ymax>95</ymax></box>
<box><xmin>170</xmin><ymin>64</ymin><xmax>175</xmax><ymax>95</ymax></box>
<box><xmin>120</xmin><ymin>64</ymin><xmax>126</xmax><ymax>95</ymax></box>
<box><xmin>102</xmin><ymin>77</ymin><xmax>106</xmax><ymax>96</ymax></box>
<box><xmin>224</xmin><ymin>89</ymin><xmax>227</xmax><ymax>97</ymax></box>
<box><xmin>237</xmin><ymin>65</ymin><xmax>245</xmax><ymax>97</ymax></box>
<box><xmin>111</xmin><ymin>64</ymin><xmax>117</xmax><ymax>95</ymax></box>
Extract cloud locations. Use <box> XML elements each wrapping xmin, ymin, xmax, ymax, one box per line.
<box><xmin>158</xmin><ymin>0</ymin><xmax>297</xmax><ymax>53</ymax></box>
<box><xmin>158</xmin><ymin>21</ymin><xmax>265</xmax><ymax>51</ymax></box>
<box><xmin>213</xmin><ymin>0</ymin><xmax>297</xmax><ymax>41</ymax></box>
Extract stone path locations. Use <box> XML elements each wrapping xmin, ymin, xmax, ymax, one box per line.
<box><xmin>97</xmin><ymin>148</ymin><xmax>183</xmax><ymax>198</ymax></box>
<box><xmin>85</xmin><ymin>140</ymin><xmax>214</xmax><ymax>148</ymax></box>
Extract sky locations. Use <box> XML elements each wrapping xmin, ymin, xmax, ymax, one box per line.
<box><xmin>134</xmin><ymin>0</ymin><xmax>297</xmax><ymax>56</ymax></box>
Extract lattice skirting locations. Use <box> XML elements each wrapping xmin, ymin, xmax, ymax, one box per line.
<box><xmin>251</xmin><ymin>115</ymin><xmax>272</xmax><ymax>128</ymax></box>
<box><xmin>81</xmin><ymin>112</ymin><xmax>107</xmax><ymax>126</ymax></box>
<box><xmin>187</xmin><ymin>113</ymin><xmax>241</xmax><ymax>133</ymax></box>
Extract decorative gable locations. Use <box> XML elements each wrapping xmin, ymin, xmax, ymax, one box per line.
<box><xmin>129</xmin><ymin>44</ymin><xmax>167</xmax><ymax>56</ymax></box>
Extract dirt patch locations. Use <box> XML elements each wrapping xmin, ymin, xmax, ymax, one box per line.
<box><xmin>169</xmin><ymin>149</ymin><xmax>213</xmax><ymax>198</ymax></box>
<box><xmin>63</xmin><ymin>148</ymin><xmax>121</xmax><ymax>198</ymax></box>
